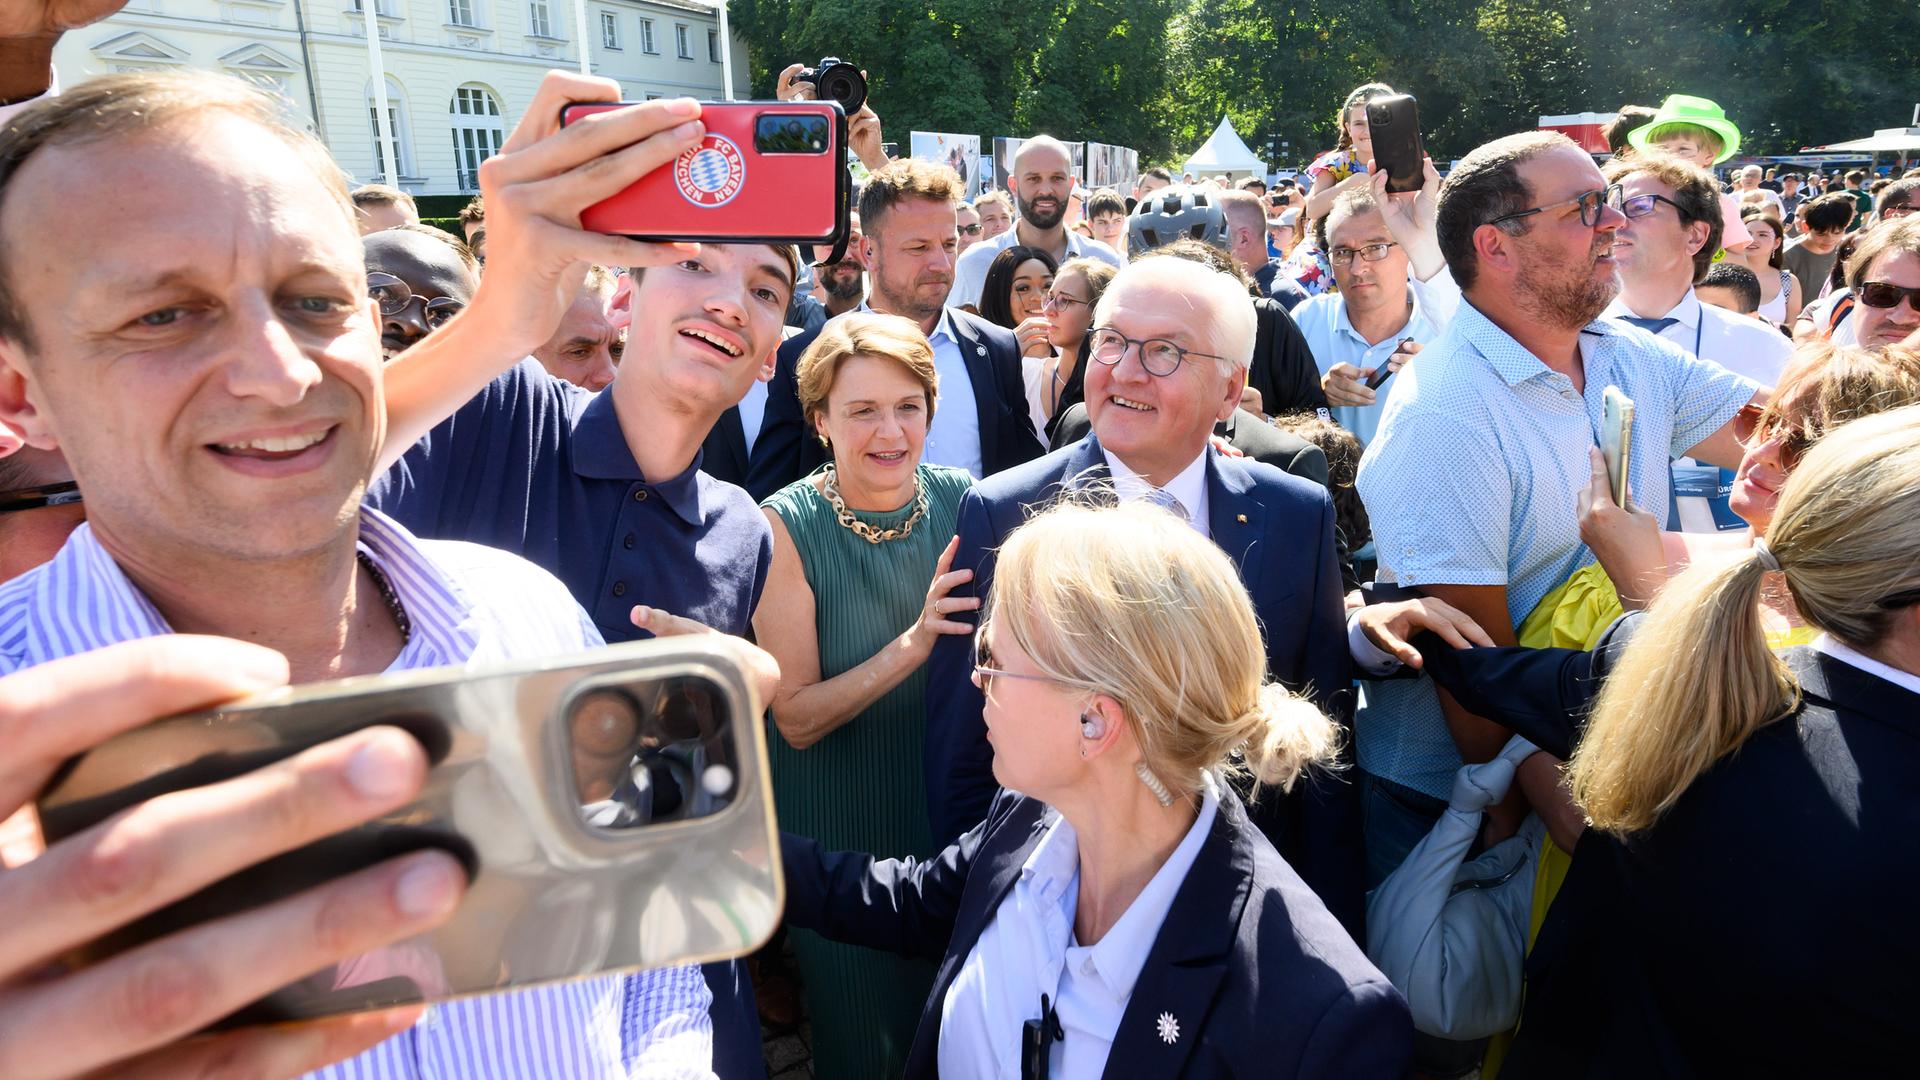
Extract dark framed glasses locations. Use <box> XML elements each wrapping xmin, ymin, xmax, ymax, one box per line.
<box><xmin>1621</xmin><ymin>192</ymin><xmax>1688</xmax><ymax>220</ymax></box>
<box><xmin>1855</xmin><ymin>281</ymin><xmax>1920</xmax><ymax>313</ymax></box>
<box><xmin>1327</xmin><ymin>241</ymin><xmax>1398</xmax><ymax>267</ymax></box>
<box><xmin>1489</xmin><ymin>183</ymin><xmax>1623</xmax><ymax>229</ymax></box>
<box><xmin>1732</xmin><ymin>402</ymin><xmax>1812</xmax><ymax>469</ymax></box>
<box><xmin>1086</xmin><ymin>327</ymin><xmax>1227</xmax><ymax>377</ymax></box>
<box><xmin>368</xmin><ymin>272</ymin><xmax>465</xmax><ymax>328</ymax></box>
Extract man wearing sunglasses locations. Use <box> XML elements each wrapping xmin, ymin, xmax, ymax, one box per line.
<box><xmin>1597</xmin><ymin>153</ymin><xmax>1793</xmax><ymax>535</ymax></box>
<box><xmin>1354</xmin><ymin>131</ymin><xmax>1763</xmax><ymax>906</ymax></box>
<box><xmin>924</xmin><ymin>255</ymin><xmax>1364</xmax><ymax>938</ymax></box>
<box><xmin>362</xmin><ymin>224</ymin><xmax>477</xmax><ymax>359</ymax></box>
<box><xmin>1843</xmin><ymin>217</ymin><xmax>1920</xmax><ymax>350</ymax></box>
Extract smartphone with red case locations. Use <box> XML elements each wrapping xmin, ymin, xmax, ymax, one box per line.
<box><xmin>561</xmin><ymin>100</ymin><xmax>848</xmax><ymax>245</ymax></box>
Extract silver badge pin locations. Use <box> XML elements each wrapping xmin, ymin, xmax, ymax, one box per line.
<box><xmin>1156</xmin><ymin>1011</ymin><xmax>1180</xmax><ymax>1045</ymax></box>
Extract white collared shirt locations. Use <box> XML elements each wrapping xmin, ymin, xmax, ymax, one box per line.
<box><xmin>852</xmin><ymin>302</ymin><xmax>984</xmax><ymax>476</ymax></box>
<box><xmin>947</xmin><ymin>227</ymin><xmax>1124</xmax><ymax>311</ymax></box>
<box><xmin>937</xmin><ymin>776</ymin><xmax>1222</xmax><ymax>1080</ymax></box>
<box><xmin>1102</xmin><ymin>447</ymin><xmax>1210</xmax><ymax>537</ymax></box>
<box><xmin>1815</xmin><ymin>634</ymin><xmax>1920</xmax><ymax>696</ymax></box>
<box><xmin>1603</xmin><ymin>290</ymin><xmax>1787</xmax><ymax>534</ymax></box>
<box><xmin>1293</xmin><ymin>267</ymin><xmax>1462</xmax><ymax>447</ymax></box>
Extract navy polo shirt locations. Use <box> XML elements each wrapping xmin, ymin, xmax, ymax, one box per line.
<box><xmin>367</xmin><ymin>359</ymin><xmax>771</xmax><ymax>640</ymax></box>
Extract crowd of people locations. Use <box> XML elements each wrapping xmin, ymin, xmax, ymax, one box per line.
<box><xmin>2</xmin><ymin>3</ymin><xmax>1919</xmax><ymax>1075</ymax></box>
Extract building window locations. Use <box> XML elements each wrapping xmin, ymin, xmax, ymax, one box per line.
<box><xmin>366</xmin><ymin>80</ymin><xmax>412</xmax><ymax>180</ymax></box>
<box><xmin>600</xmin><ymin>11</ymin><xmax>619</xmax><ymax>48</ymax></box>
<box><xmin>675</xmin><ymin>24</ymin><xmax>690</xmax><ymax>59</ymax></box>
<box><xmin>351</xmin><ymin>0</ymin><xmax>401</xmax><ymax>14</ymax></box>
<box><xmin>527</xmin><ymin>0</ymin><xmax>553</xmax><ymax>37</ymax></box>
<box><xmin>447</xmin><ymin>0</ymin><xmax>476</xmax><ymax>27</ymax></box>
<box><xmin>707</xmin><ymin>29</ymin><xmax>719</xmax><ymax>63</ymax></box>
<box><xmin>638</xmin><ymin>18</ymin><xmax>656</xmax><ymax>53</ymax></box>
<box><xmin>450</xmin><ymin>85</ymin><xmax>505</xmax><ymax>192</ymax></box>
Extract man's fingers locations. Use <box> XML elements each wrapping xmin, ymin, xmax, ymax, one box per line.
<box><xmin>0</xmin><ymin>849</ymin><xmax>463</xmax><ymax>1080</ymax></box>
<box><xmin>99</xmin><ymin>1007</ymin><xmax>425</xmax><ymax>1080</ymax></box>
<box><xmin>0</xmin><ymin>636</ymin><xmax>287</xmax><ymax>810</ymax></box>
<box><xmin>487</xmin><ymin>98</ymin><xmax>700</xmax><ymax>190</ymax></box>
<box><xmin>498</xmin><ymin>70</ymin><xmax>629</xmax><ymax>155</ymax></box>
<box><xmin>629</xmin><ymin>606</ymin><xmax>717</xmax><ymax>637</ymax></box>
<box><xmin>1456</xmin><ymin>616</ymin><xmax>1497</xmax><ymax>648</ymax></box>
<box><xmin>516</xmin><ymin>119</ymin><xmax>707</xmax><ymax>220</ymax></box>
<box><xmin>0</xmin><ymin>725</ymin><xmax>430</xmax><ymax>979</ymax></box>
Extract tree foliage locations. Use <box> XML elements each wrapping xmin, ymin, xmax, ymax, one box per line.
<box><xmin>725</xmin><ymin>1</ymin><xmax>1920</xmax><ymax>169</ymax></box>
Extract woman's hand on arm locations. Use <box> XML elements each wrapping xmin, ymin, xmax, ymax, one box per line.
<box><xmin>1575</xmin><ymin>447</ymin><xmax>1668</xmax><ymax>610</ymax></box>
<box><xmin>379</xmin><ymin>76</ymin><xmax>710</xmax><ymax>472</ymax></box>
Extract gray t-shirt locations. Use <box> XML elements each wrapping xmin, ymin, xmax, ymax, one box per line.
<box><xmin>1782</xmin><ymin>238</ymin><xmax>1841</xmax><ymax>300</ymax></box>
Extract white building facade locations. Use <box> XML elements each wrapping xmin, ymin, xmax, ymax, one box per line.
<box><xmin>51</xmin><ymin>0</ymin><xmax>749</xmax><ymax>198</ymax></box>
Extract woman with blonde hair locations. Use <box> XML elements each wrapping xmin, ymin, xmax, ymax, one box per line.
<box><xmin>1501</xmin><ymin>405</ymin><xmax>1920</xmax><ymax>1076</ymax></box>
<box><xmin>780</xmin><ymin>501</ymin><xmax>1412</xmax><ymax>1078</ymax></box>
<box><xmin>753</xmin><ymin>312</ymin><xmax>979</xmax><ymax>1075</ymax></box>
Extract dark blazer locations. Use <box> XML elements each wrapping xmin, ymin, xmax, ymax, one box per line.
<box><xmin>1248</xmin><ymin>296</ymin><xmax>1330</xmax><ymax>417</ymax></box>
<box><xmin>698</xmin><ymin>406</ymin><xmax>753</xmax><ymax>489</ymax></box>
<box><xmin>922</xmin><ymin>434</ymin><xmax>1364</xmax><ymax>936</ymax></box>
<box><xmin>743</xmin><ymin>308</ymin><xmax>1044</xmax><ymax>502</ymax></box>
<box><xmin>782</xmin><ymin>790</ymin><xmax>1413</xmax><ymax>1079</ymax></box>
<box><xmin>1048</xmin><ymin>402</ymin><xmax>1331</xmax><ymax>489</ymax></box>
<box><xmin>1506</xmin><ymin>646</ymin><xmax>1920</xmax><ymax>1077</ymax></box>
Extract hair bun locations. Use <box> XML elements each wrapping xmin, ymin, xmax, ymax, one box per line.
<box><xmin>1237</xmin><ymin>683</ymin><xmax>1340</xmax><ymax>792</ymax></box>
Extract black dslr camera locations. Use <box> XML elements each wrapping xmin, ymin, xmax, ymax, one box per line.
<box><xmin>797</xmin><ymin>57</ymin><xmax>867</xmax><ymax>115</ymax></box>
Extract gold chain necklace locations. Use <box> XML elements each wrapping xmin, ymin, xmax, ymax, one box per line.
<box><xmin>822</xmin><ymin>463</ymin><xmax>928</xmax><ymax>544</ymax></box>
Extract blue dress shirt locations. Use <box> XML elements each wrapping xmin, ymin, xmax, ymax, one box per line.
<box><xmin>0</xmin><ymin>509</ymin><xmax>715</xmax><ymax>1079</ymax></box>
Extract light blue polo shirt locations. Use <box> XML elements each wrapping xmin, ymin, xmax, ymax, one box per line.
<box><xmin>1293</xmin><ymin>268</ymin><xmax>1462</xmax><ymax>447</ymax></box>
<box><xmin>1353</xmin><ymin>300</ymin><xmax>1758</xmax><ymax>798</ymax></box>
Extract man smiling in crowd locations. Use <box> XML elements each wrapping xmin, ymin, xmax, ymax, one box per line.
<box><xmin>948</xmin><ymin>136</ymin><xmax>1123</xmax><ymax>309</ymax></box>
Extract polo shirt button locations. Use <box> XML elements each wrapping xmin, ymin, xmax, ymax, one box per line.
<box><xmin>623</xmin><ymin>532</ymin><xmax>636</xmax><ymax>549</ymax></box>
<box><xmin>612</xmin><ymin>581</ymin><xmax>628</xmax><ymax>597</ymax></box>
<box><xmin>633</xmin><ymin>489</ymin><xmax>649</xmax><ymax>502</ymax></box>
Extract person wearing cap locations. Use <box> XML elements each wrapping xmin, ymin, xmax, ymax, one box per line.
<box><xmin>948</xmin><ymin>136</ymin><xmax>1122</xmax><ymax>311</ymax></box>
<box><xmin>1270</xmin><ymin>205</ymin><xmax>1302</xmax><ymax>260</ymax></box>
<box><xmin>1628</xmin><ymin>94</ymin><xmax>1752</xmax><ymax>253</ymax></box>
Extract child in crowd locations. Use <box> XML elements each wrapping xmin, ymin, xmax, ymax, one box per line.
<box><xmin>1629</xmin><ymin>94</ymin><xmax>1752</xmax><ymax>254</ymax></box>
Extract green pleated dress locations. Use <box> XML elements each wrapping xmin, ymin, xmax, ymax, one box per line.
<box><xmin>760</xmin><ymin>463</ymin><xmax>974</xmax><ymax>1078</ymax></box>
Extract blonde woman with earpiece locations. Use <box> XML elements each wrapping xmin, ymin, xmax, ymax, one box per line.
<box><xmin>778</xmin><ymin>501</ymin><xmax>1412</xmax><ymax>1079</ymax></box>
<box><xmin>1504</xmin><ymin>405</ymin><xmax>1920</xmax><ymax>1078</ymax></box>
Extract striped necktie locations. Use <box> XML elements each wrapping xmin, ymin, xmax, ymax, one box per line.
<box><xmin>1144</xmin><ymin>486</ymin><xmax>1188</xmax><ymax>522</ymax></box>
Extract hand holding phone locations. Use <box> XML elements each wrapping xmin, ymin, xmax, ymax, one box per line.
<box><xmin>1365</xmin><ymin>94</ymin><xmax>1427</xmax><ymax>195</ymax></box>
<box><xmin>1600</xmin><ymin>385</ymin><xmax>1636</xmax><ymax>509</ymax></box>
<box><xmin>1366</xmin><ymin>338</ymin><xmax>1420</xmax><ymax>391</ymax></box>
<box><xmin>1</xmin><ymin>637</ymin><xmax>460</xmax><ymax>1078</ymax></box>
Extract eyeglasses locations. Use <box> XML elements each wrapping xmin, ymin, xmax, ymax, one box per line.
<box><xmin>1856</xmin><ymin>281</ymin><xmax>1920</xmax><ymax>313</ymax></box>
<box><xmin>972</xmin><ymin>633</ymin><xmax>1083</xmax><ymax>696</ymax></box>
<box><xmin>1042</xmin><ymin>290</ymin><xmax>1089</xmax><ymax>312</ymax></box>
<box><xmin>1488</xmin><ymin>183</ymin><xmax>1624</xmax><ymax>229</ymax></box>
<box><xmin>368</xmin><ymin>272</ymin><xmax>465</xmax><ymax>328</ymax></box>
<box><xmin>1621</xmin><ymin>192</ymin><xmax>1689</xmax><ymax>220</ymax></box>
<box><xmin>1086</xmin><ymin>327</ymin><xmax>1227</xmax><ymax>377</ymax></box>
<box><xmin>1732</xmin><ymin>402</ymin><xmax>1812</xmax><ymax>469</ymax></box>
<box><xmin>1327</xmin><ymin>241</ymin><xmax>1398</xmax><ymax>267</ymax></box>
<box><xmin>958</xmin><ymin>223</ymin><xmax>984</xmax><ymax>237</ymax></box>
<box><xmin>1882</xmin><ymin>204</ymin><xmax>1915</xmax><ymax>219</ymax></box>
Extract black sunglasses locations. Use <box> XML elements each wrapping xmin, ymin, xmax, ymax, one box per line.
<box><xmin>1856</xmin><ymin>281</ymin><xmax>1920</xmax><ymax>313</ymax></box>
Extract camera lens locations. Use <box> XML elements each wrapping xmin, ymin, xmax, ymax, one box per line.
<box><xmin>570</xmin><ymin>690</ymin><xmax>641</xmax><ymax>756</ymax></box>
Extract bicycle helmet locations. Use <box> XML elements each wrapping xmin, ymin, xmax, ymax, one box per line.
<box><xmin>1128</xmin><ymin>184</ymin><xmax>1228</xmax><ymax>253</ymax></box>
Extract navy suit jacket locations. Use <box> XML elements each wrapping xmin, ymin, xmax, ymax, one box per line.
<box><xmin>782</xmin><ymin>790</ymin><xmax>1412</xmax><ymax>1079</ymax></box>
<box><xmin>743</xmin><ymin>307</ymin><xmax>1044</xmax><ymax>502</ymax></box>
<box><xmin>923</xmin><ymin>434</ymin><xmax>1364</xmax><ymax>936</ymax></box>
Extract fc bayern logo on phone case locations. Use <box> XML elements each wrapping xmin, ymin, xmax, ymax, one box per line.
<box><xmin>674</xmin><ymin>135</ymin><xmax>746</xmax><ymax>208</ymax></box>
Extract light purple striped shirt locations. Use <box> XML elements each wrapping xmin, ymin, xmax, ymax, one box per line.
<box><xmin>0</xmin><ymin>507</ymin><xmax>715</xmax><ymax>1079</ymax></box>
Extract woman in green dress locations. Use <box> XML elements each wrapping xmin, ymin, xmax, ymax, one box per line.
<box><xmin>753</xmin><ymin>312</ymin><xmax>979</xmax><ymax>1076</ymax></box>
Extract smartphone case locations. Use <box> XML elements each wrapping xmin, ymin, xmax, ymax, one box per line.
<box><xmin>562</xmin><ymin>100</ymin><xmax>848</xmax><ymax>245</ymax></box>
<box><xmin>1367</xmin><ymin>94</ymin><xmax>1426</xmax><ymax>195</ymax></box>
<box><xmin>36</xmin><ymin>637</ymin><xmax>783</xmax><ymax>1024</ymax></box>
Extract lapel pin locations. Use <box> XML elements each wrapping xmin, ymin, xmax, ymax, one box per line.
<box><xmin>1236</xmin><ymin>513</ymin><xmax>1248</xmax><ymax>524</ymax></box>
<box><xmin>1156</xmin><ymin>1011</ymin><xmax>1180</xmax><ymax>1045</ymax></box>
<box><xmin>976</xmin><ymin>345</ymin><xmax>987</xmax><ymax>357</ymax></box>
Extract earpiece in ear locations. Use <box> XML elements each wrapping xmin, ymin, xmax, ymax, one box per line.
<box><xmin>1080</xmin><ymin>714</ymin><xmax>1103</xmax><ymax>740</ymax></box>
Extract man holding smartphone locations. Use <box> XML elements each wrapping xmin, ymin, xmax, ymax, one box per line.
<box><xmin>0</xmin><ymin>50</ymin><xmax>755</xmax><ymax>1080</ymax></box>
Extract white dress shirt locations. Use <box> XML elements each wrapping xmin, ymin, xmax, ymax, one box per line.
<box><xmin>736</xmin><ymin>377</ymin><xmax>770</xmax><ymax>459</ymax></box>
<box><xmin>937</xmin><ymin>775</ymin><xmax>1222</xmax><ymax>1079</ymax></box>
<box><xmin>948</xmin><ymin>227</ymin><xmax>1124</xmax><ymax>311</ymax></box>
<box><xmin>1816</xmin><ymin>634</ymin><xmax>1920</xmax><ymax>696</ymax></box>
<box><xmin>1603</xmin><ymin>290</ymin><xmax>1786</xmax><ymax>534</ymax></box>
<box><xmin>1103</xmin><ymin>446</ymin><xmax>1210</xmax><ymax>537</ymax></box>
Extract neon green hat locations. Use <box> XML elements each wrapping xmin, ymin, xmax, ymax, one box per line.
<box><xmin>1628</xmin><ymin>94</ymin><xmax>1742</xmax><ymax>163</ymax></box>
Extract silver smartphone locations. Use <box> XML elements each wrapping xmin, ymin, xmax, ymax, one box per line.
<box><xmin>1601</xmin><ymin>385</ymin><xmax>1636</xmax><ymax>509</ymax></box>
<box><xmin>36</xmin><ymin>636</ymin><xmax>782</xmax><ymax>1025</ymax></box>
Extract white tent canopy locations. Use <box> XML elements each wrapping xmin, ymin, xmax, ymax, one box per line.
<box><xmin>1807</xmin><ymin>127</ymin><xmax>1920</xmax><ymax>154</ymax></box>
<box><xmin>1183</xmin><ymin>116</ymin><xmax>1267</xmax><ymax>178</ymax></box>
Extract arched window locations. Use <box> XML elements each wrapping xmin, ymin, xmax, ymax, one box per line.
<box><xmin>366</xmin><ymin>77</ymin><xmax>413</xmax><ymax>182</ymax></box>
<box><xmin>450</xmin><ymin>84</ymin><xmax>505</xmax><ymax>193</ymax></box>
